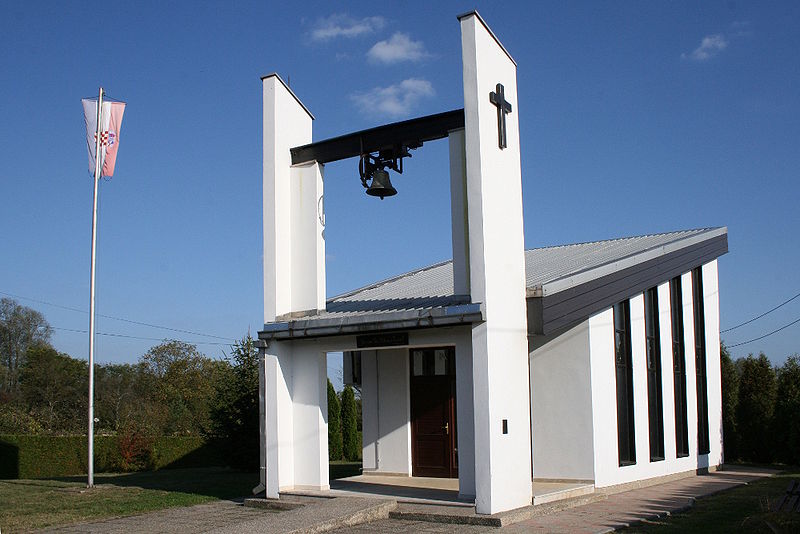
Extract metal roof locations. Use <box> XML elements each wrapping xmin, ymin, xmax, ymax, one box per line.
<box><xmin>261</xmin><ymin>227</ymin><xmax>727</xmax><ymax>340</ymax></box>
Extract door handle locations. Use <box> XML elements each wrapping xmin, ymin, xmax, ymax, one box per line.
<box><xmin>443</xmin><ymin>422</ymin><xmax>449</xmax><ymax>435</ymax></box>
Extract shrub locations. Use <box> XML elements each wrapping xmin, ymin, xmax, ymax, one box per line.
<box><xmin>0</xmin><ymin>434</ymin><xmax>224</xmax><ymax>479</ymax></box>
<box><xmin>341</xmin><ymin>385</ymin><xmax>359</xmax><ymax>461</ymax></box>
<box><xmin>116</xmin><ymin>423</ymin><xmax>155</xmax><ymax>471</ymax></box>
<box><xmin>327</xmin><ymin>380</ymin><xmax>342</xmax><ymax>461</ymax></box>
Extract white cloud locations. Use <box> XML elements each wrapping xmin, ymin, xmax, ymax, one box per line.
<box><xmin>350</xmin><ymin>78</ymin><xmax>435</xmax><ymax>118</ymax></box>
<box><xmin>310</xmin><ymin>14</ymin><xmax>385</xmax><ymax>41</ymax></box>
<box><xmin>367</xmin><ymin>32</ymin><xmax>430</xmax><ymax>64</ymax></box>
<box><xmin>682</xmin><ymin>34</ymin><xmax>728</xmax><ymax>61</ymax></box>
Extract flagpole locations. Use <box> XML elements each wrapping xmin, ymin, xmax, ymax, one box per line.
<box><xmin>88</xmin><ymin>86</ymin><xmax>103</xmax><ymax>488</ymax></box>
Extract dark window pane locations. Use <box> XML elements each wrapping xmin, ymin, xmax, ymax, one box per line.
<box><xmin>614</xmin><ymin>301</ymin><xmax>636</xmax><ymax>466</ymax></box>
<box><xmin>670</xmin><ymin>277</ymin><xmax>689</xmax><ymax>457</ymax></box>
<box><xmin>644</xmin><ymin>287</ymin><xmax>665</xmax><ymax>461</ymax></box>
<box><xmin>693</xmin><ymin>268</ymin><xmax>710</xmax><ymax>455</ymax></box>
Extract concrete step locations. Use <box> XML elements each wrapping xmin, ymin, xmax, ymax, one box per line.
<box><xmin>533</xmin><ymin>482</ymin><xmax>595</xmax><ymax>505</ymax></box>
<box><xmin>389</xmin><ymin>492</ymin><xmax>607</xmax><ymax>528</ymax></box>
<box><xmin>223</xmin><ymin>495</ymin><xmax>397</xmax><ymax>533</ymax></box>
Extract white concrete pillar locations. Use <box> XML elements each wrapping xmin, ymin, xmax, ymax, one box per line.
<box><xmin>702</xmin><ymin>260</ymin><xmax>723</xmax><ymax>468</ymax></box>
<box><xmin>292</xmin><ymin>345</ymin><xmax>329</xmax><ymax>490</ymax></box>
<box><xmin>459</xmin><ymin>12</ymin><xmax>533</xmax><ymax>514</ymax></box>
<box><xmin>264</xmin><ymin>341</ymin><xmax>293</xmax><ymax>498</ymax></box>
<box><xmin>262</xmin><ymin>73</ymin><xmax>324</xmax><ymax>323</ymax></box>
<box><xmin>454</xmin><ymin>330</ymin><xmax>476</xmax><ymax>500</ymax></box>
<box><xmin>262</xmin><ymin>74</ymin><xmax>328</xmax><ymax>497</ymax></box>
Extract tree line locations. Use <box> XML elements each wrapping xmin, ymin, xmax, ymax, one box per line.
<box><xmin>0</xmin><ymin>298</ymin><xmax>259</xmax><ymax>469</ymax></box>
<box><xmin>721</xmin><ymin>344</ymin><xmax>800</xmax><ymax>465</ymax></box>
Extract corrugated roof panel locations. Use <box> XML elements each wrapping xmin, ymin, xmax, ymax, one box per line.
<box><xmin>291</xmin><ymin>227</ymin><xmax>723</xmax><ymax>322</ymax></box>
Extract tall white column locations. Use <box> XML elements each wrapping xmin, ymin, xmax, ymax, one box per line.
<box><xmin>454</xmin><ymin>330</ymin><xmax>476</xmax><ymax>499</ymax></box>
<box><xmin>262</xmin><ymin>73</ymin><xmax>324</xmax><ymax>323</ymax></box>
<box><xmin>264</xmin><ymin>342</ymin><xmax>294</xmax><ymax>497</ymax></box>
<box><xmin>261</xmin><ymin>74</ymin><xmax>328</xmax><ymax>497</ymax></box>
<box><xmin>292</xmin><ymin>345</ymin><xmax>329</xmax><ymax>490</ymax></box>
<box><xmin>459</xmin><ymin>12</ymin><xmax>532</xmax><ymax>514</ymax></box>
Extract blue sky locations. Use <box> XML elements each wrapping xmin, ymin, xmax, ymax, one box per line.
<box><xmin>1</xmin><ymin>1</ymin><xmax>798</xmax><ymax>373</ymax></box>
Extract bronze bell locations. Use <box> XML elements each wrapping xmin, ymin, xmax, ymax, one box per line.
<box><xmin>366</xmin><ymin>168</ymin><xmax>397</xmax><ymax>199</ymax></box>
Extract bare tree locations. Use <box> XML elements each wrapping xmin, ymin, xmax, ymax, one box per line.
<box><xmin>0</xmin><ymin>298</ymin><xmax>52</xmax><ymax>394</ymax></box>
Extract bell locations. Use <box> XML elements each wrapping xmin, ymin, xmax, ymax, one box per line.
<box><xmin>366</xmin><ymin>168</ymin><xmax>397</xmax><ymax>199</ymax></box>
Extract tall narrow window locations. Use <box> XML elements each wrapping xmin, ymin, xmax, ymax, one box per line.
<box><xmin>644</xmin><ymin>287</ymin><xmax>665</xmax><ymax>461</ymax></box>
<box><xmin>614</xmin><ymin>300</ymin><xmax>636</xmax><ymax>466</ymax></box>
<box><xmin>693</xmin><ymin>268</ymin><xmax>710</xmax><ymax>454</ymax></box>
<box><xmin>671</xmin><ymin>276</ymin><xmax>689</xmax><ymax>457</ymax></box>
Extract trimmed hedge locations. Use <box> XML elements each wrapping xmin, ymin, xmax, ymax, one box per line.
<box><xmin>0</xmin><ymin>435</ymin><xmax>225</xmax><ymax>479</ymax></box>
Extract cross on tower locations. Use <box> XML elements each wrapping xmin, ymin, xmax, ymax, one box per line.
<box><xmin>489</xmin><ymin>83</ymin><xmax>512</xmax><ymax>149</ymax></box>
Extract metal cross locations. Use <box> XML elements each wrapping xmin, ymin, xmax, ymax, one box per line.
<box><xmin>489</xmin><ymin>83</ymin><xmax>512</xmax><ymax>149</ymax></box>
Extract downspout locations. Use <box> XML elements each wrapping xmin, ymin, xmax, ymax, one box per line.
<box><xmin>252</xmin><ymin>339</ymin><xmax>269</xmax><ymax>495</ymax></box>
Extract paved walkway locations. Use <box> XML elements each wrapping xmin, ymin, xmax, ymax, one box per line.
<box><xmin>330</xmin><ymin>466</ymin><xmax>777</xmax><ymax>533</ymax></box>
<box><xmin>500</xmin><ymin>467</ymin><xmax>776</xmax><ymax>533</ymax></box>
<box><xmin>41</xmin><ymin>467</ymin><xmax>776</xmax><ymax>533</ymax></box>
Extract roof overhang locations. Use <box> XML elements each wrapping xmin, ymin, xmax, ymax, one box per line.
<box><xmin>259</xmin><ymin>303</ymin><xmax>483</xmax><ymax>341</ymax></box>
<box><xmin>527</xmin><ymin>228</ymin><xmax>728</xmax><ymax>335</ymax></box>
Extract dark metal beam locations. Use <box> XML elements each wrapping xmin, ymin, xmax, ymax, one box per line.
<box><xmin>290</xmin><ymin>109</ymin><xmax>465</xmax><ymax>165</ymax></box>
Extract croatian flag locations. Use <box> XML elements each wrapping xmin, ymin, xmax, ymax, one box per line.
<box><xmin>82</xmin><ymin>98</ymin><xmax>126</xmax><ymax>178</ymax></box>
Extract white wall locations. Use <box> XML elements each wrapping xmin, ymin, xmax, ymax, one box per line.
<box><xmin>529</xmin><ymin>320</ymin><xmax>594</xmax><ymax>481</ymax></box>
<box><xmin>701</xmin><ymin>260</ymin><xmax>724</xmax><ymax>468</ymax></box>
<box><xmin>461</xmin><ymin>12</ymin><xmax>532</xmax><ymax>514</ymax></box>
<box><xmin>588</xmin><ymin>263</ymin><xmax>723</xmax><ymax>488</ymax></box>
<box><xmin>360</xmin><ymin>349</ymin><xmax>412</xmax><ymax>475</ymax></box>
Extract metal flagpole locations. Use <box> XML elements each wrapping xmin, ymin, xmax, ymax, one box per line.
<box><xmin>88</xmin><ymin>86</ymin><xmax>104</xmax><ymax>488</ymax></box>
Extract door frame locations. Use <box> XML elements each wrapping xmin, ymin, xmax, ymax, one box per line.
<box><xmin>409</xmin><ymin>346</ymin><xmax>458</xmax><ymax>478</ymax></box>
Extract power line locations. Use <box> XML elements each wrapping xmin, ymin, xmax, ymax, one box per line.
<box><xmin>0</xmin><ymin>290</ymin><xmax>236</xmax><ymax>341</ymax></box>
<box><xmin>50</xmin><ymin>326</ymin><xmax>231</xmax><ymax>346</ymax></box>
<box><xmin>727</xmin><ymin>316</ymin><xmax>800</xmax><ymax>348</ymax></box>
<box><xmin>721</xmin><ymin>290</ymin><xmax>800</xmax><ymax>333</ymax></box>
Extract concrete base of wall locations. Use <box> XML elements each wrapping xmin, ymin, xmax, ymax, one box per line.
<box><xmin>596</xmin><ymin>465</ymin><xmax>721</xmax><ymax>496</ymax></box>
<box><xmin>360</xmin><ymin>470</ymin><xmax>411</xmax><ymax>478</ymax></box>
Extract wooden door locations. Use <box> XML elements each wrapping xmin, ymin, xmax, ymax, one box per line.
<box><xmin>410</xmin><ymin>348</ymin><xmax>458</xmax><ymax>478</ymax></box>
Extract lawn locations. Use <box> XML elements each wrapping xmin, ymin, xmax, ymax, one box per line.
<box><xmin>0</xmin><ymin>467</ymin><xmax>257</xmax><ymax>532</ymax></box>
<box><xmin>0</xmin><ymin>462</ymin><xmax>363</xmax><ymax>532</ymax></box>
<box><xmin>621</xmin><ymin>469</ymin><xmax>800</xmax><ymax>533</ymax></box>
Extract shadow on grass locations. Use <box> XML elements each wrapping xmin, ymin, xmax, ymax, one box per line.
<box><xmin>50</xmin><ymin>467</ymin><xmax>259</xmax><ymax>501</ymax></box>
<box><xmin>330</xmin><ymin>461</ymin><xmax>361</xmax><ymax>480</ymax></box>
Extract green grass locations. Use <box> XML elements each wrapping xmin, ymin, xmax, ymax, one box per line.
<box><xmin>621</xmin><ymin>470</ymin><xmax>800</xmax><ymax>533</ymax></box>
<box><xmin>0</xmin><ymin>467</ymin><xmax>257</xmax><ymax>532</ymax></box>
<box><xmin>0</xmin><ymin>463</ymin><xmax>365</xmax><ymax>532</ymax></box>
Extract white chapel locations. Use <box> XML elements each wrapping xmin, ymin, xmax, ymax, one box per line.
<box><xmin>256</xmin><ymin>11</ymin><xmax>727</xmax><ymax>515</ymax></box>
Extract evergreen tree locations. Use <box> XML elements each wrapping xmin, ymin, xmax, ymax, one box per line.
<box><xmin>341</xmin><ymin>385</ymin><xmax>359</xmax><ymax>461</ymax></box>
<box><xmin>720</xmin><ymin>343</ymin><xmax>740</xmax><ymax>461</ymax></box>
<box><xmin>209</xmin><ymin>334</ymin><xmax>260</xmax><ymax>469</ymax></box>
<box><xmin>327</xmin><ymin>379</ymin><xmax>342</xmax><ymax>461</ymax></box>
<box><xmin>736</xmin><ymin>353</ymin><xmax>777</xmax><ymax>463</ymax></box>
<box><xmin>774</xmin><ymin>355</ymin><xmax>800</xmax><ymax>464</ymax></box>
